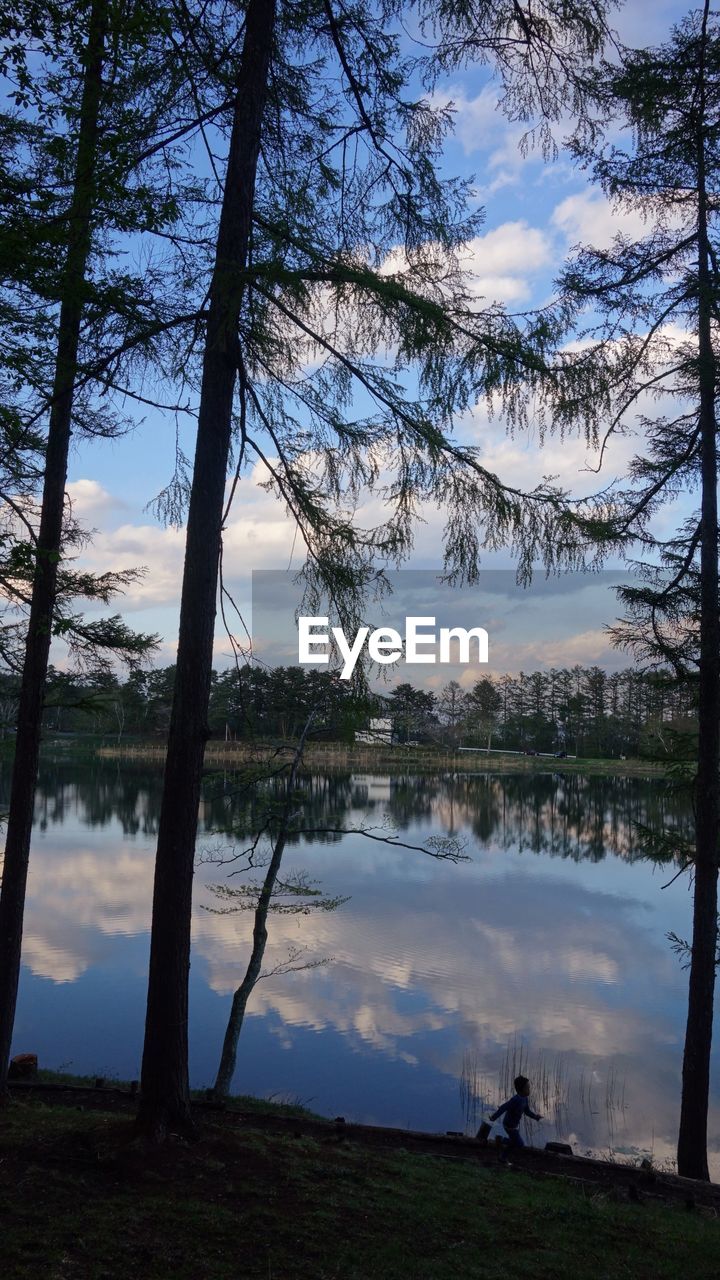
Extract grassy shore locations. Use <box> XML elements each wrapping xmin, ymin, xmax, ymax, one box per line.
<box><xmin>2</xmin><ymin>1088</ymin><xmax>718</xmax><ymax>1279</ymax></box>
<box><xmin>93</xmin><ymin>737</ymin><xmax>668</xmax><ymax>777</ymax></box>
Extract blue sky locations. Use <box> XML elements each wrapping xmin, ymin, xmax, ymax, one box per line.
<box><xmin>60</xmin><ymin>0</ymin><xmax>696</xmax><ymax>673</ymax></box>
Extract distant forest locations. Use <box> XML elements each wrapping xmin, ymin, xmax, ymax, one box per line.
<box><xmin>0</xmin><ymin>663</ymin><xmax>697</xmax><ymax>760</ymax></box>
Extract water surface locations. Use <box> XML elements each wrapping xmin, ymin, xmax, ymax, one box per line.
<box><xmin>5</xmin><ymin>759</ymin><xmax>717</xmax><ymax>1175</ymax></box>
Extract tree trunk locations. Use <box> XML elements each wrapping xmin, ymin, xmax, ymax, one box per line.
<box><xmin>212</xmin><ymin>737</ymin><xmax>307</xmax><ymax>1098</ymax></box>
<box><xmin>137</xmin><ymin>0</ymin><xmax>277</xmax><ymax>1140</ymax></box>
<box><xmin>213</xmin><ymin>826</ymin><xmax>289</xmax><ymax>1098</ymax></box>
<box><xmin>677</xmin><ymin>4</ymin><xmax>719</xmax><ymax>1180</ymax></box>
<box><xmin>0</xmin><ymin>0</ymin><xmax>107</xmax><ymax>1100</ymax></box>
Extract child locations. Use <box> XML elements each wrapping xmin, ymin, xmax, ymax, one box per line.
<box><xmin>486</xmin><ymin>1075</ymin><xmax>542</xmax><ymax>1161</ymax></box>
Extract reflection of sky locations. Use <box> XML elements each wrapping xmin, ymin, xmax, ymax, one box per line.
<box><xmin>5</xmin><ymin>762</ymin><xmax>718</xmax><ymax>1175</ymax></box>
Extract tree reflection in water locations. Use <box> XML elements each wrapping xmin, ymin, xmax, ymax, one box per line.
<box><xmin>11</xmin><ymin>761</ymin><xmax>693</xmax><ymax>869</ymax></box>
<box><xmin>2</xmin><ymin>758</ymin><xmax>704</xmax><ymax>1172</ymax></box>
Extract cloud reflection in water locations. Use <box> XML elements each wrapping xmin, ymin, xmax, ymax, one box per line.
<box><xmin>4</xmin><ymin>761</ymin><xmax>715</xmax><ymax>1174</ymax></box>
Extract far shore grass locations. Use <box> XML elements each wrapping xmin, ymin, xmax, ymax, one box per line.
<box><xmin>0</xmin><ymin>728</ymin><xmax>673</xmax><ymax>776</ymax></box>
<box><xmin>1</xmin><ymin>1081</ymin><xmax>718</xmax><ymax>1280</ymax></box>
<box><xmin>84</xmin><ymin>735</ymin><xmax>670</xmax><ymax>777</ymax></box>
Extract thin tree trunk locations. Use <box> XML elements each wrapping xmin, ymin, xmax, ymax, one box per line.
<box><xmin>0</xmin><ymin>0</ymin><xmax>107</xmax><ymax>1100</ymax></box>
<box><xmin>213</xmin><ymin>827</ymin><xmax>289</xmax><ymax>1098</ymax></box>
<box><xmin>137</xmin><ymin>0</ymin><xmax>277</xmax><ymax>1140</ymax></box>
<box><xmin>677</xmin><ymin>0</ymin><xmax>719</xmax><ymax>1181</ymax></box>
<box><xmin>213</xmin><ymin>738</ymin><xmax>307</xmax><ymax>1098</ymax></box>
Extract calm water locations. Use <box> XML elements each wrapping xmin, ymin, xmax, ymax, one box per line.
<box><xmin>4</xmin><ymin>759</ymin><xmax>718</xmax><ymax>1175</ymax></box>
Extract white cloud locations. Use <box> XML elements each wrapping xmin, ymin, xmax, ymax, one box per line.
<box><xmin>552</xmin><ymin>191</ymin><xmax>651</xmax><ymax>251</ymax></box>
<box><xmin>455</xmin><ymin>394</ymin><xmax>638</xmax><ymax>500</ymax></box>
<box><xmin>430</xmin><ymin>84</ymin><xmax>585</xmax><ymax>199</ymax></box>
<box><xmin>71</xmin><ymin>461</ymin><xmax>299</xmax><ymax>614</ymax></box>
<box><xmin>489</xmin><ymin>629</ymin><xmax>622</xmax><ymax>674</ymax></box>
<box><xmin>21</xmin><ymin>935</ymin><xmax>88</xmax><ymax>984</ymax></box>
<box><xmin>460</xmin><ymin>223</ymin><xmax>552</xmax><ymax>302</ymax></box>
<box><xmin>66</xmin><ymin>479</ymin><xmax>126</xmax><ymax>519</ymax></box>
<box><xmin>190</xmin><ymin>868</ymin><xmax>667</xmax><ymax>1072</ymax></box>
<box><xmin>380</xmin><ymin>221</ymin><xmax>552</xmax><ymax>306</ymax></box>
<box><xmin>431</xmin><ymin>85</ymin><xmax>532</xmax><ymax>193</ymax></box>
<box><xmin>434</xmin><ymin>85</ymin><xmax>522</xmax><ymax>158</ymax></box>
<box><xmin>76</xmin><ymin>521</ymin><xmax>187</xmax><ymax>606</ymax></box>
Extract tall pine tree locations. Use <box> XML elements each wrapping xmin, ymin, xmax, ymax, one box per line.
<box><xmin>0</xmin><ymin>0</ymin><xmax>207</xmax><ymax>1097</ymax></box>
<box><xmin>559</xmin><ymin>1</ymin><xmax>720</xmax><ymax>1179</ymax></box>
<box><xmin>137</xmin><ymin>0</ymin><xmax>614</xmax><ymax>1136</ymax></box>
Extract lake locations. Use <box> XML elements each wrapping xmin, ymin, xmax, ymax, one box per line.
<box><xmin>4</xmin><ymin>758</ymin><xmax>718</xmax><ymax>1175</ymax></box>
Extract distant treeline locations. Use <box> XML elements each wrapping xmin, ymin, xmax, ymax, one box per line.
<box><xmin>0</xmin><ymin>662</ymin><xmax>697</xmax><ymax>760</ymax></box>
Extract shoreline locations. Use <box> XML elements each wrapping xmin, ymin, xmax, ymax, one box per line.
<box><xmin>93</xmin><ymin>739</ymin><xmax>670</xmax><ymax>777</ymax></box>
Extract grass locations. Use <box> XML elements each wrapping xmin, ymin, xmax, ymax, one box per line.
<box><xmin>32</xmin><ymin>1068</ymin><xmax>321</xmax><ymax>1120</ymax></box>
<box><xmin>1</xmin><ymin>1095</ymin><xmax>718</xmax><ymax>1280</ymax></box>
<box><xmin>94</xmin><ymin>737</ymin><xmax>668</xmax><ymax>777</ymax></box>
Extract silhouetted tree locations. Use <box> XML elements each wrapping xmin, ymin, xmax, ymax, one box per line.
<box><xmin>559</xmin><ymin>1</ymin><xmax>720</xmax><ymax>1178</ymax></box>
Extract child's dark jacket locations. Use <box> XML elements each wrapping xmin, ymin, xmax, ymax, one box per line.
<box><xmin>490</xmin><ymin>1093</ymin><xmax>541</xmax><ymax>1131</ymax></box>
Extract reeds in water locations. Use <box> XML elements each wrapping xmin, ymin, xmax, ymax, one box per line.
<box><xmin>459</xmin><ymin>1037</ymin><xmax>629</xmax><ymax>1155</ymax></box>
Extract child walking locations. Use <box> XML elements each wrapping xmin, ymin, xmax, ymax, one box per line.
<box><xmin>485</xmin><ymin>1075</ymin><xmax>542</xmax><ymax>1162</ymax></box>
